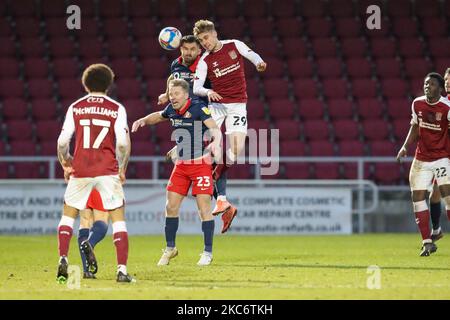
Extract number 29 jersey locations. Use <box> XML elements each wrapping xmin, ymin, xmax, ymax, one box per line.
<box><xmin>58</xmin><ymin>94</ymin><xmax>129</xmax><ymax>178</ymax></box>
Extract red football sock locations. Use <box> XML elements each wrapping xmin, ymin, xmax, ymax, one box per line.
<box><xmin>58</xmin><ymin>225</ymin><xmax>73</xmax><ymax>257</ymax></box>
<box><xmin>415</xmin><ymin>210</ymin><xmax>431</xmax><ymax>241</ymax></box>
<box><xmin>113</xmin><ymin>232</ymin><xmax>128</xmax><ymax>266</ymax></box>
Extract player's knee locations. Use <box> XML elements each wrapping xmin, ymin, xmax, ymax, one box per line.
<box><xmin>412</xmin><ymin>200</ymin><xmax>428</xmax><ymax>213</ymax></box>
<box><xmin>198</xmin><ymin>210</ymin><xmax>213</xmax><ymax>221</ymax></box>
<box><xmin>165</xmin><ymin>203</ymin><xmax>179</xmax><ymax>217</ymax></box>
<box><xmin>430</xmin><ymin>191</ymin><xmax>441</xmax><ymax>203</ymax></box>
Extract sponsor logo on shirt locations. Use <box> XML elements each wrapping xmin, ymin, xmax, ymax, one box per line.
<box><xmin>228</xmin><ymin>50</ymin><xmax>238</xmax><ymax>60</ymax></box>
<box><xmin>202</xmin><ymin>107</ymin><xmax>211</xmax><ymax>115</ymax></box>
<box><xmin>212</xmin><ymin>62</ymin><xmax>241</xmax><ymax>78</ymax></box>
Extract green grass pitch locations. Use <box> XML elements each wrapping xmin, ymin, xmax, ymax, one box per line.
<box><xmin>1</xmin><ymin>234</ymin><xmax>450</xmax><ymax>300</ymax></box>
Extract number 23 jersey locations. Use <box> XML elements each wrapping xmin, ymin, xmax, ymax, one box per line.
<box><xmin>58</xmin><ymin>94</ymin><xmax>129</xmax><ymax>178</ymax></box>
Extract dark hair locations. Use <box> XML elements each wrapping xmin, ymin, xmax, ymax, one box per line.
<box><xmin>180</xmin><ymin>35</ymin><xmax>201</xmax><ymax>47</ymax></box>
<box><xmin>169</xmin><ymin>79</ymin><xmax>190</xmax><ymax>92</ymax></box>
<box><xmin>425</xmin><ymin>72</ymin><xmax>445</xmax><ymax>89</ymax></box>
<box><xmin>82</xmin><ymin>64</ymin><xmax>115</xmax><ymax>93</ymax></box>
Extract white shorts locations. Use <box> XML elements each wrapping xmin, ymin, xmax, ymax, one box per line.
<box><xmin>210</xmin><ymin>102</ymin><xmax>247</xmax><ymax>135</ymax></box>
<box><xmin>409</xmin><ymin>158</ymin><xmax>450</xmax><ymax>191</ymax></box>
<box><xmin>64</xmin><ymin>175</ymin><xmax>125</xmax><ymax>210</ymax></box>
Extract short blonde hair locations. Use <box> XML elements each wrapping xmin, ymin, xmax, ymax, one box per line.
<box><xmin>169</xmin><ymin>79</ymin><xmax>190</xmax><ymax>93</ymax></box>
<box><xmin>193</xmin><ymin>20</ymin><xmax>215</xmax><ymax>37</ymax></box>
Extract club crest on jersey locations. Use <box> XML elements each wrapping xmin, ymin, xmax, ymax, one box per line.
<box><xmin>436</xmin><ymin>112</ymin><xmax>442</xmax><ymax>121</ymax></box>
<box><xmin>183</xmin><ymin>111</ymin><xmax>192</xmax><ymax>118</ymax></box>
<box><xmin>228</xmin><ymin>50</ymin><xmax>238</xmax><ymax>60</ymax></box>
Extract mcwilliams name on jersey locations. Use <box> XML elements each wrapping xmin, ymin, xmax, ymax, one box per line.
<box><xmin>73</xmin><ymin>106</ymin><xmax>119</xmax><ymax>118</ymax></box>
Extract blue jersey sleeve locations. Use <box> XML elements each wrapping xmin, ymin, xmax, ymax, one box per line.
<box><xmin>161</xmin><ymin>105</ymin><xmax>172</xmax><ymax>118</ymax></box>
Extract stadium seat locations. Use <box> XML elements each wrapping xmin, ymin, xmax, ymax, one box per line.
<box><xmin>313</xmin><ymin>163</ymin><xmax>341</xmax><ymax>179</ymax></box>
<box><xmin>227</xmin><ymin>165</ymin><xmax>254</xmax><ymax>180</ymax></box>
<box><xmin>0</xmin><ymin>163</ymin><xmax>9</xmax><ymax>178</ymax></box>
<box><xmin>213</xmin><ymin>0</ymin><xmax>240</xmax><ymax>18</ymax></box>
<box><xmin>263</xmin><ymin>79</ymin><xmax>290</xmax><ymax>100</ymax></box>
<box><xmin>346</xmin><ymin>58</ymin><xmax>372</xmax><ymax>78</ymax></box>
<box><xmin>323</xmin><ymin>78</ymin><xmax>348</xmax><ymax>99</ymax></box>
<box><xmin>259</xmin><ymin>58</ymin><xmax>284</xmax><ymax>79</ymax></box>
<box><xmin>342</xmin><ymin>163</ymin><xmax>371</xmax><ymax>179</ymax></box>
<box><xmin>403</xmin><ymin>58</ymin><xmax>432</xmax><ymax>78</ymax></box>
<box><xmin>312</xmin><ymin>38</ymin><xmax>337</xmax><ymax>58</ymax></box>
<box><xmin>115</xmin><ymin>79</ymin><xmax>142</xmax><ymax>100</ymax></box>
<box><xmin>268</xmin><ymin>99</ymin><xmax>297</xmax><ymax>120</ymax></box>
<box><xmin>107</xmin><ymin>39</ymin><xmax>134</xmax><ymax>59</ymax></box>
<box><xmin>435</xmin><ymin>58</ymin><xmax>450</xmax><ymax>75</ymax></box>
<box><xmin>131</xmin><ymin>18</ymin><xmax>158</xmax><ymax>39</ymax></box>
<box><xmin>303</xmin><ymin>120</ymin><xmax>330</xmax><ymax>141</ymax></box>
<box><xmin>328</xmin><ymin>99</ymin><xmax>354</xmax><ymax>119</ymax></box>
<box><xmin>375</xmin><ymin>58</ymin><xmax>402</xmax><ymax>78</ymax></box>
<box><xmin>332</xmin><ymin>119</ymin><xmax>360</xmax><ymax>141</ymax></box>
<box><xmin>337</xmin><ymin>140</ymin><xmax>366</xmax><ymax>156</ymax></box>
<box><xmin>341</xmin><ymin>38</ymin><xmax>367</xmax><ymax>58</ymax></box>
<box><xmin>145</xmin><ymin>78</ymin><xmax>168</xmax><ymax>99</ymax></box>
<box><xmin>110</xmin><ymin>59</ymin><xmax>138</xmax><ymax>78</ymax></box>
<box><xmin>35</xmin><ymin>120</ymin><xmax>61</xmax><ymax>142</ymax></box>
<box><xmin>98</xmin><ymin>0</ymin><xmax>124</xmax><ymax>18</ymax></box>
<box><xmin>131</xmin><ymin>126</ymin><xmax>152</xmax><ymax>142</ymax></box>
<box><xmin>281</xmin><ymin>38</ymin><xmax>308</xmax><ymax>59</ymax></box>
<box><xmin>329</xmin><ymin>0</ymin><xmax>355</xmax><ymax>17</ymax></box>
<box><xmin>249</xmin><ymin>20</ymin><xmax>276</xmax><ymax>38</ymax></box>
<box><xmin>386</xmin><ymin>0</ymin><xmax>412</xmax><ymax>17</ymax></box>
<box><xmin>293</xmin><ymin>79</ymin><xmax>319</xmax><ymax>99</ymax></box>
<box><xmin>40</xmin><ymin>0</ymin><xmax>67</xmax><ymax>18</ymax></box>
<box><xmin>122</xmin><ymin>99</ymin><xmax>148</xmax><ymax>121</ymax></box>
<box><xmin>242</xmin><ymin>0</ymin><xmax>268</xmax><ymax>18</ymax></box>
<box><xmin>252</xmin><ymin>38</ymin><xmax>279</xmax><ymax>58</ymax></box>
<box><xmin>357</xmin><ymin>98</ymin><xmax>383</xmax><ymax>120</ymax></box>
<box><xmin>15</xmin><ymin>18</ymin><xmax>41</xmax><ymax>38</ymax></box>
<box><xmin>27</xmin><ymin>79</ymin><xmax>54</xmax><ymax>99</ymax></box>
<box><xmin>287</xmin><ymin>58</ymin><xmax>314</xmax><ymax>78</ymax></box>
<box><xmin>154</xmin><ymin>122</ymin><xmax>173</xmax><ymax>143</ymax></box>
<box><xmin>0</xmin><ymin>141</ymin><xmax>5</xmax><ymax>155</ymax></box>
<box><xmin>351</xmin><ymin>78</ymin><xmax>378</xmax><ymax>98</ymax></box>
<box><xmin>127</xmin><ymin>0</ymin><xmax>152</xmax><ymax>17</ymax></box>
<box><xmin>57</xmin><ymin>79</ymin><xmax>84</xmax><ymax>100</ymax></box>
<box><xmin>31</xmin><ymin>99</ymin><xmax>58</xmax><ymax>121</ymax></box>
<box><xmin>373</xmin><ymin>163</ymin><xmax>402</xmax><ymax>185</ymax></box>
<box><xmin>398</xmin><ymin>38</ymin><xmax>425</xmax><ymax>59</ymax></box>
<box><xmin>429</xmin><ymin>37</ymin><xmax>449</xmax><ymax>58</ymax></box>
<box><xmin>12</xmin><ymin>163</ymin><xmax>45</xmax><ymax>179</ymax></box>
<box><xmin>392</xmin><ymin>119</ymin><xmax>411</xmax><ymax>141</ymax></box>
<box><xmin>386</xmin><ymin>98</ymin><xmax>412</xmax><ymax>120</ymax></box>
<box><xmin>0</xmin><ymin>79</ymin><xmax>25</xmax><ymax>98</ymax></box>
<box><xmin>52</xmin><ymin>58</ymin><xmax>80</xmax><ymax>79</ymax></box>
<box><xmin>370</xmin><ymin>140</ymin><xmax>398</xmax><ymax>156</ymax></box>
<box><xmin>0</xmin><ymin>58</ymin><xmax>20</xmax><ymax>78</ymax></box>
<box><xmin>185</xmin><ymin>0</ymin><xmax>211</xmax><ymax>19</ymax></box>
<box><xmin>298</xmin><ymin>99</ymin><xmax>325</xmax><ymax>120</ymax></box>
<box><xmin>306</xmin><ymin>18</ymin><xmax>333</xmax><ymax>38</ymax></box>
<box><xmin>131</xmin><ymin>141</ymin><xmax>156</xmax><ymax>155</ymax></box>
<box><xmin>299</xmin><ymin>0</ymin><xmax>326</xmax><ymax>18</ymax></box>
<box><xmin>414</xmin><ymin>0</ymin><xmax>442</xmax><ymax>18</ymax></box>
<box><xmin>44</xmin><ymin>18</ymin><xmax>69</xmax><ymax>38</ymax></box>
<box><xmin>20</xmin><ymin>38</ymin><xmax>46</xmax><ymax>58</ymax></box>
<box><xmin>275</xmin><ymin>120</ymin><xmax>301</xmax><ymax>141</ymax></box>
<box><xmin>141</xmin><ymin>58</ymin><xmax>170</xmax><ymax>79</ymax></box>
<box><xmin>78</xmin><ymin>38</ymin><xmax>104</xmax><ymax>59</ymax></box>
<box><xmin>381</xmin><ymin>78</ymin><xmax>409</xmax><ymax>98</ymax></box>
<box><xmin>280</xmin><ymin>140</ymin><xmax>306</xmax><ymax>156</ymax></box>
<box><xmin>49</xmin><ymin>38</ymin><xmax>77</xmax><ymax>59</ymax></box>
<box><xmin>309</xmin><ymin>140</ymin><xmax>336</xmax><ymax>156</ymax></box>
<box><xmin>361</xmin><ymin>119</ymin><xmax>391</xmax><ymax>141</ymax></box>
<box><xmin>370</xmin><ymin>39</ymin><xmax>397</xmax><ymax>59</ymax></box>
<box><xmin>9</xmin><ymin>0</ymin><xmax>36</xmax><ymax>17</ymax></box>
<box><xmin>276</xmin><ymin>18</ymin><xmax>303</xmax><ymax>38</ymax></box>
<box><xmin>23</xmin><ymin>58</ymin><xmax>50</xmax><ymax>78</ymax></box>
<box><xmin>247</xmin><ymin>99</ymin><xmax>266</xmax><ymax>119</ymax></box>
<box><xmin>9</xmin><ymin>140</ymin><xmax>36</xmax><ymax>155</ymax></box>
<box><xmin>284</xmin><ymin>163</ymin><xmax>311</xmax><ymax>179</ymax></box>
<box><xmin>335</xmin><ymin>17</ymin><xmax>361</xmax><ymax>38</ymax></box>
<box><xmin>421</xmin><ymin>19</ymin><xmax>447</xmax><ymax>38</ymax></box>
<box><xmin>251</xmin><ymin>119</ymin><xmax>271</xmax><ymax>131</ymax></box>
<box><xmin>2</xmin><ymin>98</ymin><xmax>29</xmax><ymax>120</ymax></box>
<box><xmin>133</xmin><ymin>162</ymin><xmax>153</xmax><ymax>179</ymax></box>
<box><xmin>392</xmin><ymin>17</ymin><xmax>419</xmax><ymax>37</ymax></box>
<box><xmin>0</xmin><ymin>37</ymin><xmax>16</xmax><ymax>57</ymax></box>
<box><xmin>218</xmin><ymin>18</ymin><xmax>246</xmax><ymax>38</ymax></box>
<box><xmin>409</xmin><ymin>77</ymin><xmax>426</xmax><ymax>97</ymax></box>
<box><xmin>317</xmin><ymin>58</ymin><xmax>342</xmax><ymax>78</ymax></box>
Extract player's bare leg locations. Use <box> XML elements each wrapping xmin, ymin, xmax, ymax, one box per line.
<box><xmin>78</xmin><ymin>209</ymin><xmax>95</xmax><ymax>279</ymax></box>
<box><xmin>412</xmin><ymin>190</ymin><xmax>437</xmax><ymax>256</ymax></box>
<box><xmin>56</xmin><ymin>204</ymin><xmax>78</xmax><ymax>283</ymax></box>
<box><xmin>109</xmin><ymin>206</ymin><xmax>134</xmax><ymax>282</ymax></box>
<box><xmin>158</xmin><ymin>191</ymin><xmax>184</xmax><ymax>266</ymax></box>
<box><xmin>213</xmin><ymin>133</ymin><xmax>243</xmax><ymax>231</ymax></box>
<box><xmin>429</xmin><ymin>183</ymin><xmax>444</xmax><ymax>242</ymax></box>
<box><xmin>196</xmin><ymin>194</ymin><xmax>214</xmax><ymax>266</ymax></box>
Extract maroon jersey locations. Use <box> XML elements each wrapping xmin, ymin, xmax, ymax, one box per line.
<box><xmin>58</xmin><ymin>94</ymin><xmax>129</xmax><ymax>178</ymax></box>
<box><xmin>411</xmin><ymin>96</ymin><xmax>450</xmax><ymax>162</ymax></box>
<box><xmin>195</xmin><ymin>40</ymin><xmax>264</xmax><ymax>104</ymax></box>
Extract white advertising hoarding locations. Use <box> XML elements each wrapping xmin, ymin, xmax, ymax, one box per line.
<box><xmin>0</xmin><ymin>183</ymin><xmax>352</xmax><ymax>235</ymax></box>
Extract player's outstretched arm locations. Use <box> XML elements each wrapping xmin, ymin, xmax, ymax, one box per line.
<box><xmin>131</xmin><ymin>112</ymin><xmax>167</xmax><ymax>132</ymax></box>
<box><xmin>57</xmin><ymin>105</ymin><xmax>75</xmax><ymax>173</ymax></box>
<box><xmin>396</xmin><ymin>124</ymin><xmax>418</xmax><ymax>162</ymax></box>
<box><xmin>233</xmin><ymin>40</ymin><xmax>267</xmax><ymax>72</ymax></box>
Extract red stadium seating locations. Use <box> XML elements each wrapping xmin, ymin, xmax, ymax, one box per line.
<box><xmin>276</xmin><ymin>120</ymin><xmax>301</xmax><ymax>141</ymax></box>
<box><xmin>392</xmin><ymin>18</ymin><xmax>419</xmax><ymax>37</ymax></box>
<box><xmin>107</xmin><ymin>39</ymin><xmax>134</xmax><ymax>59</ymax></box>
<box><xmin>351</xmin><ymin>78</ymin><xmax>378</xmax><ymax>98</ymax></box>
<box><xmin>115</xmin><ymin>79</ymin><xmax>142</xmax><ymax>99</ymax></box>
<box><xmin>306</xmin><ymin>18</ymin><xmax>333</xmax><ymax>38</ymax></box>
<box><xmin>309</xmin><ymin>140</ymin><xmax>335</xmax><ymax>156</ymax></box>
<box><xmin>370</xmin><ymin>39</ymin><xmax>397</xmax><ymax>59</ymax></box>
<box><xmin>242</xmin><ymin>0</ymin><xmax>268</xmax><ymax>18</ymax></box>
<box><xmin>329</xmin><ymin>0</ymin><xmax>355</xmax><ymax>17</ymax></box>
<box><xmin>298</xmin><ymin>99</ymin><xmax>325</xmax><ymax>120</ymax></box>
<box><xmin>0</xmin><ymin>37</ymin><xmax>16</xmax><ymax>57</ymax></box>
<box><xmin>7</xmin><ymin>120</ymin><xmax>33</xmax><ymax>141</ymax></box>
<box><xmin>27</xmin><ymin>79</ymin><xmax>54</xmax><ymax>99</ymax></box>
<box><xmin>252</xmin><ymin>37</ymin><xmax>279</xmax><ymax>58</ymax></box>
<box><xmin>317</xmin><ymin>58</ymin><xmax>342</xmax><ymax>78</ymax></box>
<box><xmin>40</xmin><ymin>0</ymin><xmax>67</xmax><ymax>18</ymax></box>
<box><xmin>328</xmin><ymin>99</ymin><xmax>354</xmax><ymax>119</ymax></box>
<box><xmin>268</xmin><ymin>99</ymin><xmax>297</xmax><ymax>120</ymax></box>
<box><xmin>403</xmin><ymin>58</ymin><xmax>433</xmax><ymax>78</ymax></box>
<box><xmin>299</xmin><ymin>0</ymin><xmax>326</xmax><ymax>18</ymax></box>
<box><xmin>214</xmin><ymin>0</ymin><xmax>240</xmax><ymax>18</ymax></box>
<box><xmin>218</xmin><ymin>18</ymin><xmax>246</xmax><ymax>38</ymax></box>
<box><xmin>357</xmin><ymin>98</ymin><xmax>383</xmax><ymax>120</ymax></box>
<box><xmin>415</xmin><ymin>0</ymin><xmax>442</xmax><ymax>18</ymax></box>
<box><xmin>260</xmin><ymin>58</ymin><xmax>284</xmax><ymax>79</ymax></box>
<box><xmin>422</xmin><ymin>19</ymin><xmax>447</xmax><ymax>38</ymax></box>
<box><xmin>15</xmin><ymin>18</ymin><xmax>41</xmax><ymax>38</ymax></box>
<box><xmin>287</xmin><ymin>58</ymin><xmax>314</xmax><ymax>78</ymax></box>
<box><xmin>370</xmin><ymin>141</ymin><xmax>398</xmax><ymax>156</ymax></box>
<box><xmin>122</xmin><ymin>99</ymin><xmax>148</xmax><ymax>121</ymax></box>
<box><xmin>303</xmin><ymin>120</ymin><xmax>330</xmax><ymax>141</ymax></box>
<box><xmin>373</xmin><ymin>163</ymin><xmax>402</xmax><ymax>185</ymax></box>
<box><xmin>335</xmin><ymin>18</ymin><xmax>361</xmax><ymax>38</ymax></box>
<box><xmin>386</xmin><ymin>0</ymin><xmax>412</xmax><ymax>17</ymax></box>
<box><xmin>247</xmin><ymin>99</ymin><xmax>266</xmax><ymax>119</ymax></box>
<box><xmin>429</xmin><ymin>37</ymin><xmax>449</xmax><ymax>58</ymax></box>
<box><xmin>12</xmin><ymin>163</ymin><xmax>45</xmax><ymax>179</ymax></box>
<box><xmin>58</xmin><ymin>79</ymin><xmax>84</xmax><ymax>100</ymax></box>
<box><xmin>312</xmin><ymin>38</ymin><xmax>337</xmax><ymax>58</ymax></box>
<box><xmin>49</xmin><ymin>38</ymin><xmax>76</xmax><ymax>58</ymax></box>
<box><xmin>337</xmin><ymin>140</ymin><xmax>366</xmax><ymax>156</ymax></box>
<box><xmin>280</xmin><ymin>140</ymin><xmax>306</xmax><ymax>156</ymax></box>
<box><xmin>276</xmin><ymin>18</ymin><xmax>303</xmax><ymax>38</ymax></box>
<box><xmin>31</xmin><ymin>99</ymin><xmax>58</xmax><ymax>121</ymax></box>
<box><xmin>293</xmin><ymin>79</ymin><xmax>319</xmax><ymax>99</ymax></box>
<box><xmin>313</xmin><ymin>163</ymin><xmax>341</xmax><ymax>179</ymax></box>
<box><xmin>346</xmin><ymin>58</ymin><xmax>372</xmax><ymax>78</ymax></box>
<box><xmin>386</xmin><ymin>98</ymin><xmax>412</xmax><ymax>120</ymax></box>
<box><xmin>52</xmin><ymin>58</ymin><xmax>80</xmax><ymax>78</ymax></box>
<box><xmin>2</xmin><ymin>98</ymin><xmax>29</xmax><ymax>120</ymax></box>
<box><xmin>341</xmin><ymin>38</ymin><xmax>367</xmax><ymax>58</ymax></box>
<box><xmin>20</xmin><ymin>38</ymin><xmax>46</xmax><ymax>58</ymax></box>
<box><xmin>78</xmin><ymin>38</ymin><xmax>104</xmax><ymax>58</ymax></box>
<box><xmin>24</xmin><ymin>58</ymin><xmax>50</xmax><ymax>78</ymax></box>
<box><xmin>0</xmin><ymin>58</ymin><xmax>20</xmax><ymax>78</ymax></box>
<box><xmin>44</xmin><ymin>18</ymin><xmax>69</xmax><ymax>37</ymax></box>
<box><xmin>332</xmin><ymin>119</ymin><xmax>360</xmax><ymax>141</ymax></box>
<box><xmin>263</xmin><ymin>79</ymin><xmax>290</xmax><ymax>100</ymax></box>
<box><xmin>381</xmin><ymin>78</ymin><xmax>409</xmax><ymax>98</ymax></box>
<box><xmin>35</xmin><ymin>120</ymin><xmax>62</xmax><ymax>142</ymax></box>
<box><xmin>131</xmin><ymin>126</ymin><xmax>152</xmax><ymax>142</ymax></box>
<box><xmin>392</xmin><ymin>119</ymin><xmax>411</xmax><ymax>141</ymax></box>
<box><xmin>323</xmin><ymin>78</ymin><xmax>348</xmax><ymax>99</ymax></box>
<box><xmin>284</xmin><ymin>163</ymin><xmax>311</xmax><ymax>179</ymax></box>
<box><xmin>281</xmin><ymin>38</ymin><xmax>308</xmax><ymax>59</ymax></box>
<box><xmin>375</xmin><ymin>58</ymin><xmax>402</xmax><ymax>78</ymax></box>
<box><xmin>361</xmin><ymin>119</ymin><xmax>391</xmax><ymax>141</ymax></box>
<box><xmin>131</xmin><ymin>141</ymin><xmax>156</xmax><ymax>156</ymax></box>
<box><xmin>398</xmin><ymin>38</ymin><xmax>425</xmax><ymax>59</ymax></box>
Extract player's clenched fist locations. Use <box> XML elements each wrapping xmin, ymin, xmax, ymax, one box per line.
<box><xmin>256</xmin><ymin>61</ymin><xmax>267</xmax><ymax>72</ymax></box>
<box><xmin>157</xmin><ymin>93</ymin><xmax>169</xmax><ymax>105</ymax></box>
<box><xmin>131</xmin><ymin>118</ymin><xmax>146</xmax><ymax>132</ymax></box>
